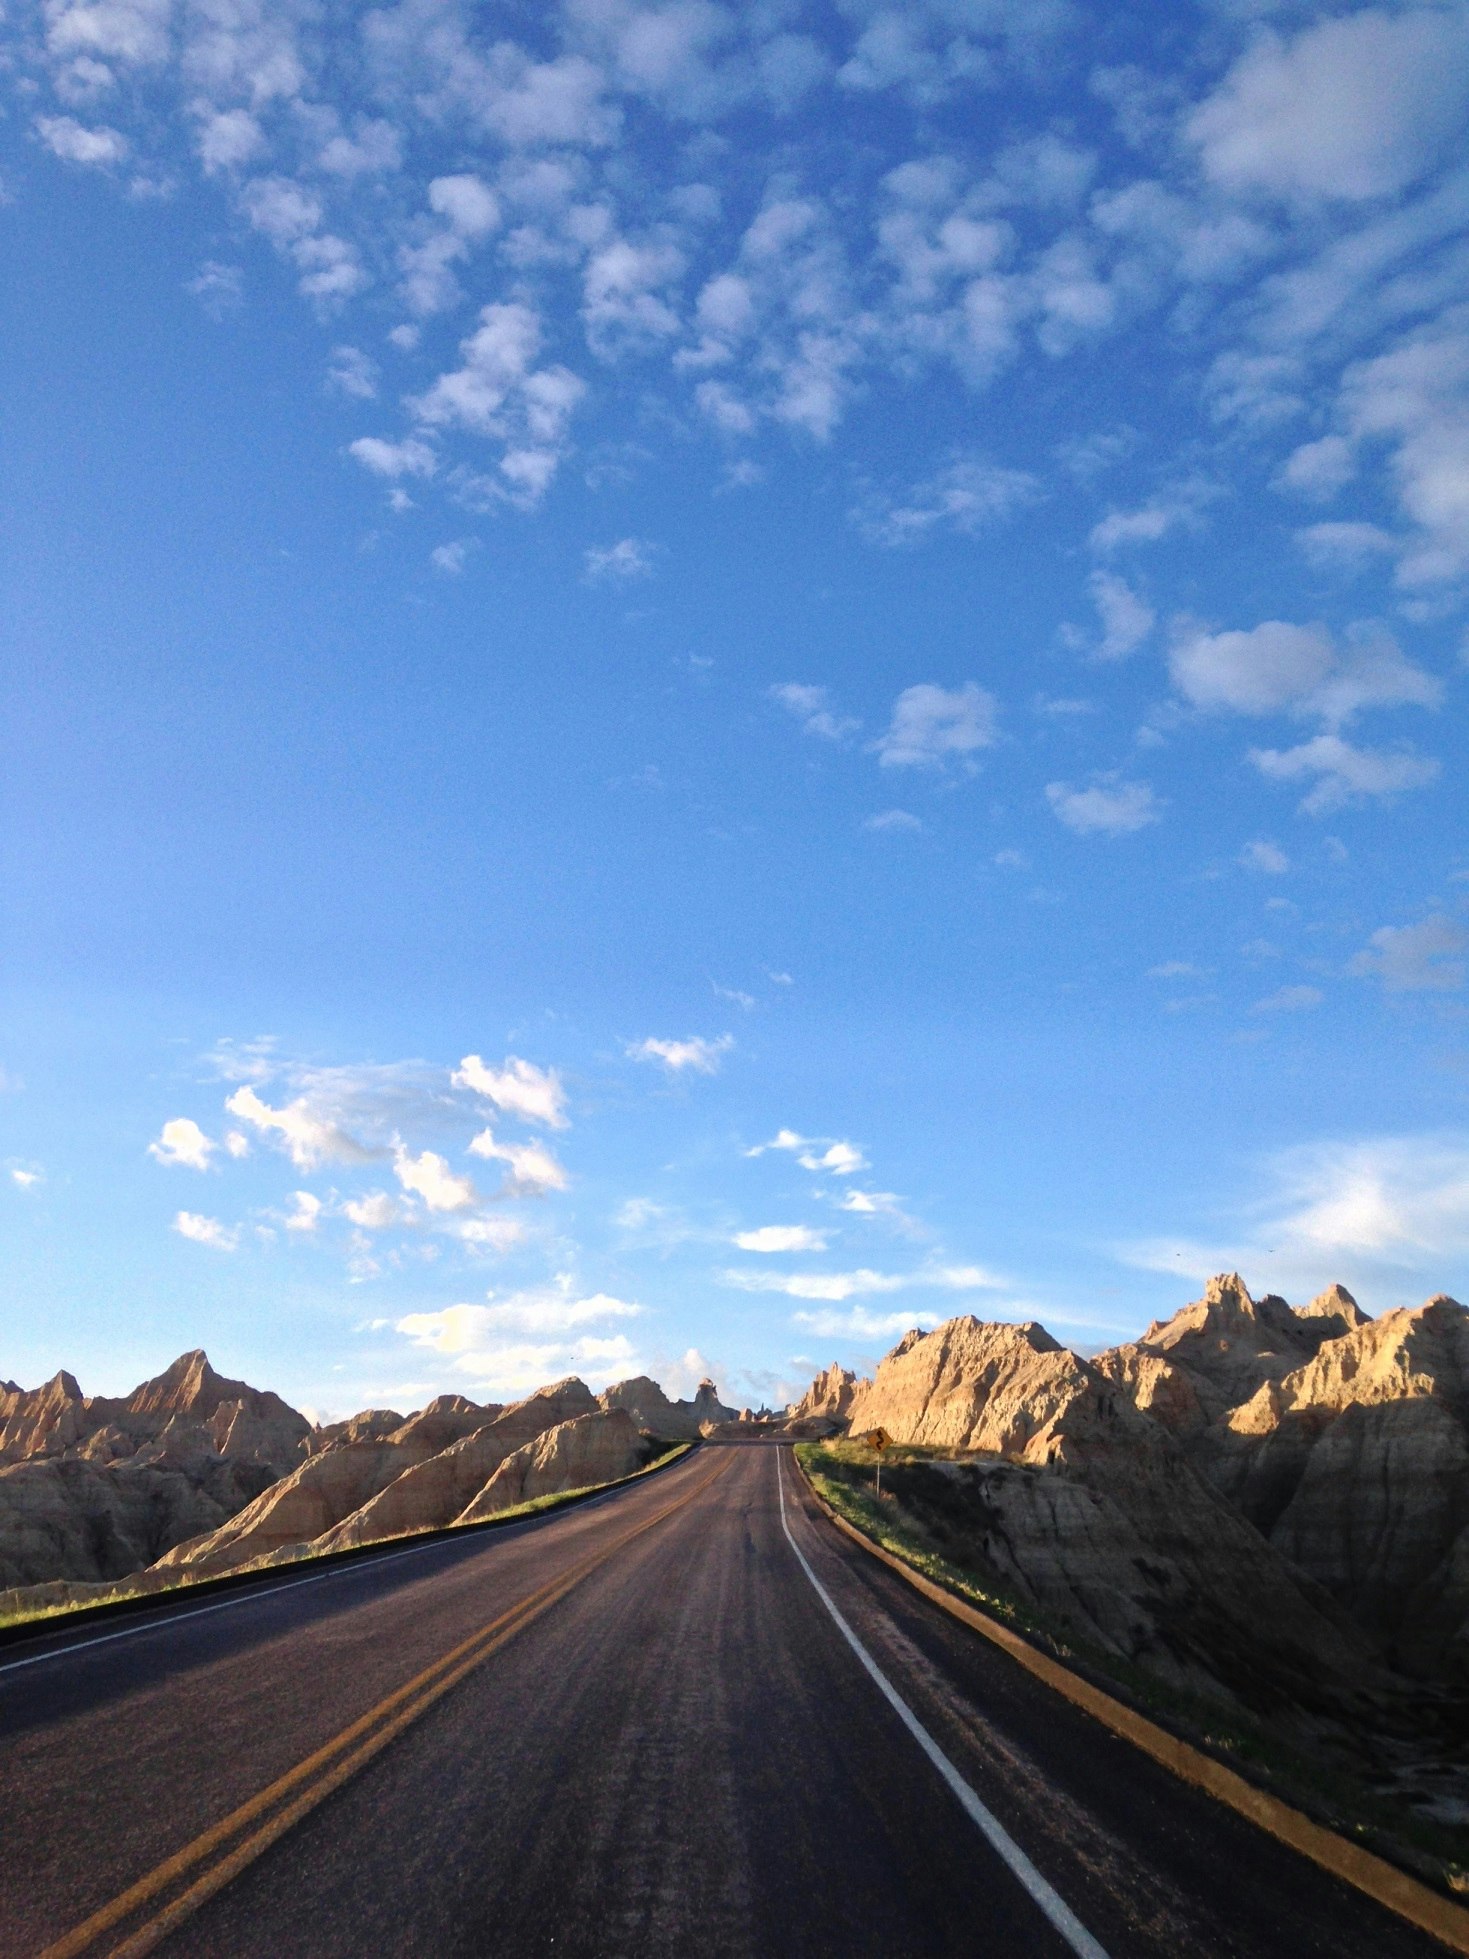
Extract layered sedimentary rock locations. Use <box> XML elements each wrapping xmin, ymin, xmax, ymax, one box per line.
<box><xmin>157</xmin><ymin>1377</ymin><xmax>603</xmax><ymax>1573</ymax></box>
<box><xmin>788</xmin><ymin>1363</ymin><xmax>857</xmax><ymax>1424</ymax></box>
<box><xmin>456</xmin><ymin>1410</ymin><xmax>648</xmax><ymax>1522</ymax></box>
<box><xmin>0</xmin><ymin>1352</ymin><xmax>730</xmax><ymax>1597</ymax></box>
<box><xmin>840</xmin><ymin>1311</ymin><xmax>1389</xmax><ymax>1723</ymax></box>
<box><xmin>1096</xmin><ymin>1279</ymin><xmax>1469</xmax><ymax>1685</ymax></box>
<box><xmin>597</xmin><ymin>1375</ymin><xmax>737</xmax><ymax>1438</ymax></box>
<box><xmin>0</xmin><ymin>1352</ymin><xmax>314</xmax><ymax>1589</ymax></box>
<box><xmin>310</xmin><ymin>1380</ymin><xmax>599</xmax><ymax>1554</ymax></box>
<box><xmin>0</xmin><ymin>1350</ymin><xmax>311</xmax><ymax>1475</ymax></box>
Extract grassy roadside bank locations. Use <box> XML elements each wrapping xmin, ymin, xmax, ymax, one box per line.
<box><xmin>0</xmin><ymin>1438</ymin><xmax>695</xmax><ymax>1638</ymax></box>
<box><xmin>795</xmin><ymin>1439</ymin><xmax>1469</xmax><ymax>1902</ymax></box>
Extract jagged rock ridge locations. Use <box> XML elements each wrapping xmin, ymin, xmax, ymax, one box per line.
<box><xmin>0</xmin><ymin>1356</ymin><xmax>734</xmax><ymax>1600</ymax></box>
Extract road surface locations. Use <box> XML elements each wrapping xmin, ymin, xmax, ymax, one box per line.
<box><xmin>0</xmin><ymin>1443</ymin><xmax>1449</xmax><ymax>1957</ymax></box>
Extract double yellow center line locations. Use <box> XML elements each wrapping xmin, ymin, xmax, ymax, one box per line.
<box><xmin>40</xmin><ymin>1451</ymin><xmax>734</xmax><ymax>1959</ymax></box>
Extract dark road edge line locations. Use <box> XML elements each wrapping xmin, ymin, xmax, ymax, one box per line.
<box><xmin>37</xmin><ymin>1452</ymin><xmax>737</xmax><ymax>1959</ymax></box>
<box><xmin>0</xmin><ymin>1442</ymin><xmax>700</xmax><ymax>1667</ymax></box>
<box><xmin>791</xmin><ymin>1450</ymin><xmax>1469</xmax><ymax>1958</ymax></box>
<box><xmin>775</xmin><ymin>1453</ymin><xmax>1109</xmax><ymax>1959</ymax></box>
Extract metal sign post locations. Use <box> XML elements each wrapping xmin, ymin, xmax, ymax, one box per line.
<box><xmin>863</xmin><ymin>1427</ymin><xmax>892</xmax><ymax>1500</ymax></box>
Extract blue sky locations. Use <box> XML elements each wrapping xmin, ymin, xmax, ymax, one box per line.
<box><xmin>3</xmin><ymin>0</ymin><xmax>1467</xmax><ymax>1418</ymax></box>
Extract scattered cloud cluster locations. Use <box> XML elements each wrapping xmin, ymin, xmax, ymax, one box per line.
<box><xmin>396</xmin><ymin>1279</ymin><xmax>647</xmax><ymax>1396</ymax></box>
<box><xmin>149</xmin><ymin>1047</ymin><xmax>575</xmax><ymax>1266</ymax></box>
<box><xmin>20</xmin><ymin>0</ymin><xmax>1460</xmax><ymax>596</ymax></box>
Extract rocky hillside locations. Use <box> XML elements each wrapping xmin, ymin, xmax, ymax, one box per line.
<box><xmin>1094</xmin><ymin>1274</ymin><xmax>1469</xmax><ymax>1688</ymax></box>
<box><xmin>0</xmin><ymin>1351</ymin><xmax>313</xmax><ymax>1590</ymax></box>
<box><xmin>801</xmin><ymin>1275</ymin><xmax>1469</xmax><ymax>1766</ymax></box>
<box><xmin>0</xmin><ymin>1354</ymin><xmax>738</xmax><ymax>1603</ymax></box>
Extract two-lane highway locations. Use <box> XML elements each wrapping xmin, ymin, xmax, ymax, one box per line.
<box><xmin>0</xmin><ymin>1444</ymin><xmax>1451</xmax><ymax>1956</ymax></box>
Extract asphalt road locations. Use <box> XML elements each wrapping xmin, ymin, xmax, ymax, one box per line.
<box><xmin>0</xmin><ymin>1443</ymin><xmax>1451</xmax><ymax>1958</ymax></box>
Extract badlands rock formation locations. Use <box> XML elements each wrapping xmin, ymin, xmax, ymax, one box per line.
<box><xmin>1095</xmin><ymin>1275</ymin><xmax>1469</xmax><ymax>1686</ymax></box>
<box><xmin>157</xmin><ymin>1379</ymin><xmax>602</xmax><ymax>1575</ymax></box>
<box><xmin>0</xmin><ymin>1351</ymin><xmax>313</xmax><ymax>1589</ymax></box>
<box><xmin>804</xmin><ymin>1274</ymin><xmax>1469</xmax><ymax>1727</ymax></box>
<box><xmin>788</xmin><ymin>1363</ymin><xmax>856</xmax><ymax>1425</ymax></box>
<box><xmin>597</xmin><ymin>1376</ymin><xmax>737</xmax><ymax>1437</ymax></box>
<box><xmin>0</xmin><ymin>1356</ymin><xmax>723</xmax><ymax>1605</ymax></box>
<box><xmin>836</xmin><ymin>1309</ymin><xmax>1386</xmax><ymax>1719</ymax></box>
<box><xmin>457</xmin><ymin>1410</ymin><xmax>646</xmax><ymax>1522</ymax></box>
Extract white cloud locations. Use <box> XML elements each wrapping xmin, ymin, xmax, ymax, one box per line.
<box><xmin>745</xmin><ymin>1127</ymin><xmax>809</xmax><ymax>1157</ymax></box>
<box><xmin>1089</xmin><ymin>487</ymin><xmax>1204</xmax><ymax>553</ymax></box>
<box><xmin>349</xmin><ymin>435</ymin><xmax>437</xmax><ymax>481</ymax></box>
<box><xmin>1250</xmin><ymin>735</ymin><xmax>1440</xmax><ymax>814</ymax></box>
<box><xmin>863</xmin><ymin>809</ymin><xmax>922</xmax><ymax>833</ymax></box>
<box><xmin>627</xmin><ymin>1034</ymin><xmax>733</xmax><ymax>1074</ymax></box>
<box><xmin>285</xmin><ymin>1190</ymin><xmax>322</xmax><ymax>1232</ymax></box>
<box><xmin>798</xmin><ymin>1141</ymin><xmax>868</xmax><ymax>1177</ymax></box>
<box><xmin>839</xmin><ymin>1188</ymin><xmax>906</xmax><ymax>1220</ymax></box>
<box><xmin>326</xmin><ymin>345</ymin><xmax>377</xmax><ymax>401</ymax></box>
<box><xmin>1170</xmin><ymin>620</ymin><xmax>1332</xmax><ymax>715</ymax></box>
<box><xmin>1276</xmin><ymin>435</ymin><xmax>1356</xmax><ymax>502</ymax></box>
<box><xmin>856</xmin><ymin>457</ymin><xmax>1039</xmax><ymax>546</ymax></box>
<box><xmin>1122</xmin><ymin>1133</ymin><xmax>1469</xmax><ymax>1301</ymax></box>
<box><xmin>1088</xmin><ymin>569</ymin><xmax>1153</xmax><ymax>660</ymax></box>
<box><xmin>223</xmin><ymin>1130</ymin><xmax>251</xmax><ymax>1158</ymax></box>
<box><xmin>394</xmin><ymin>1281</ymin><xmax>646</xmax><ymax>1395</ymax></box>
<box><xmin>10</xmin><ymin>1167</ymin><xmax>44</xmax><ymax>1191</ymax></box>
<box><xmin>226</xmin><ymin>1085</ymin><xmax>375</xmax><ymax>1169</ymax></box>
<box><xmin>770</xmin><ymin>683</ymin><xmax>859</xmax><ymax>741</ymax></box>
<box><xmin>45</xmin><ymin>0</ymin><xmax>171</xmax><ymax>68</ymax></box>
<box><xmin>36</xmin><ymin>115</ymin><xmax>129</xmax><ymax>165</ymax></box>
<box><xmin>342</xmin><ymin>1191</ymin><xmax>399</xmax><ymax>1230</ymax></box>
<box><xmin>1186</xmin><ymin>9</ymin><xmax>1469</xmax><ymax>205</ymax></box>
<box><xmin>734</xmin><ymin>1225</ymin><xmax>828</xmax><ymax>1253</ymax></box>
<box><xmin>1046</xmin><ymin>778</ymin><xmax>1160</xmax><ymax>836</ymax></box>
<box><xmin>1253</xmin><ymin>984</ymin><xmax>1323</xmax><ymax>1014</ymax></box>
<box><xmin>790</xmin><ymin>1305</ymin><xmax>925</xmax><ymax>1339</ymax></box>
<box><xmin>454</xmin><ymin>1215</ymin><xmax>527</xmax><ymax>1252</ymax></box>
<box><xmin>193</xmin><ymin>107</ymin><xmax>266</xmax><ymax>174</ymax></box>
<box><xmin>725</xmin><ymin>1267</ymin><xmax>905</xmax><ymax>1301</ymax></box>
<box><xmin>393</xmin><ymin>1146</ymin><xmax>478</xmax><ymax>1213</ymax></box>
<box><xmin>173</xmin><ymin>1210</ymin><xmax>239</xmax><ymax>1251</ymax></box>
<box><xmin>467</xmin><ymin>1127</ymin><xmax>568</xmax><ymax>1195</ymax></box>
<box><xmin>429</xmin><ymin>173</ymin><xmax>500</xmax><ymax>237</ymax></box>
<box><xmin>1349</xmin><ymin>917</ymin><xmax>1467</xmax><ymax>993</ymax></box>
<box><xmin>1169</xmin><ymin>620</ymin><xmax>1440</xmax><ymax>725</ymax></box>
<box><xmin>318</xmin><ymin>119</ymin><xmax>401</xmax><ymax>178</ymax></box>
<box><xmin>725</xmin><ymin>1262</ymin><xmax>1000</xmax><ymax>1301</ymax></box>
<box><xmin>454</xmin><ymin>1054</ymin><xmax>568</xmax><ymax>1128</ymax></box>
<box><xmin>585</xmin><ymin>537</ymin><xmax>654</xmax><ymax>580</ymax></box>
<box><xmin>1295</xmin><ymin>522</ymin><xmax>1398</xmax><ymax>570</ymax></box>
<box><xmin>186</xmin><ymin>261</ymin><xmax>244</xmax><ymax>316</ymax></box>
<box><xmin>431</xmin><ymin>539</ymin><xmax>473</xmax><ymax>574</ymax></box>
<box><xmin>409</xmin><ymin>301</ymin><xmax>585</xmax><ymax>508</ymax></box>
<box><xmin>148</xmin><ymin>1118</ymin><xmax>215</xmax><ymax>1170</ymax></box>
<box><xmin>873</xmin><ymin>682</ymin><xmax>997</xmax><ymax>768</ymax></box>
<box><xmin>582</xmin><ymin>235</ymin><xmax>684</xmax><ymax>358</ymax></box>
<box><xmin>1239</xmin><ymin>839</ymin><xmax>1289</xmax><ymax>875</ymax></box>
<box><xmin>1340</xmin><ymin>311</ymin><xmax>1469</xmax><ymax>586</ymax></box>
<box><xmin>397</xmin><ymin>1285</ymin><xmax>642</xmax><ymax>1347</ymax></box>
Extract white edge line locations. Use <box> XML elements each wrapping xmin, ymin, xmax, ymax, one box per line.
<box><xmin>0</xmin><ymin>1449</ymin><xmax>695</xmax><ymax>1680</ymax></box>
<box><xmin>776</xmin><ymin>1449</ymin><xmax>1111</xmax><ymax>1959</ymax></box>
